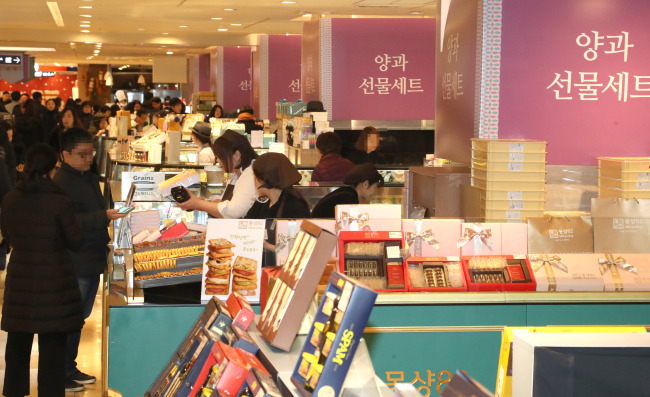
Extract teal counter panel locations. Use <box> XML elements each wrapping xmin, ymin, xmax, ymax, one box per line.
<box><xmin>368</xmin><ymin>304</ymin><xmax>528</xmax><ymax>327</ymax></box>
<box><xmin>107</xmin><ymin>305</ymin><xmax>204</xmax><ymax>397</ymax></box>
<box><xmin>527</xmin><ymin>304</ymin><xmax>650</xmax><ymax>326</ymax></box>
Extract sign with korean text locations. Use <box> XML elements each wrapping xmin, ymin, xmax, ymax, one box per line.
<box><xmin>259</xmin><ymin>35</ymin><xmax>301</xmax><ymax>120</ymax></box>
<box><xmin>498</xmin><ymin>0</ymin><xmax>650</xmax><ymax>165</ymax></box>
<box><xmin>330</xmin><ymin>19</ymin><xmax>436</xmax><ymax>120</ymax></box>
<box><xmin>0</xmin><ymin>52</ymin><xmax>25</xmax><ymax>83</ymax></box>
<box><xmin>301</xmin><ymin>20</ymin><xmax>322</xmax><ymax>102</ymax></box>
<box><xmin>218</xmin><ymin>46</ymin><xmax>252</xmax><ymax>112</ymax></box>
<box><xmin>0</xmin><ymin>55</ymin><xmax>21</xmax><ymax>65</ymax></box>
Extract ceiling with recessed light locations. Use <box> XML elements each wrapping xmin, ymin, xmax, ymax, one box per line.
<box><xmin>0</xmin><ymin>0</ymin><xmax>436</xmax><ymax>66</ymax></box>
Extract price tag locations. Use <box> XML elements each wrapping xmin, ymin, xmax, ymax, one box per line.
<box><xmin>636</xmin><ymin>182</ymin><xmax>650</xmax><ymax>190</ymax></box>
<box><xmin>508</xmin><ymin>162</ymin><xmax>523</xmax><ymax>171</ymax></box>
<box><xmin>509</xmin><ymin>152</ymin><xmax>525</xmax><ymax>162</ymax></box>
<box><xmin>388</xmin><ymin>232</ymin><xmax>402</xmax><ymax>239</ymax></box>
<box><xmin>509</xmin><ymin>201</ymin><xmax>525</xmax><ymax>210</ymax></box>
<box><xmin>637</xmin><ymin>172</ymin><xmax>650</xmax><ymax>181</ymax></box>
<box><xmin>507</xmin><ymin>191</ymin><xmax>523</xmax><ymax>200</ymax></box>
<box><xmin>509</xmin><ymin>143</ymin><xmax>524</xmax><ymax>152</ymax></box>
<box><xmin>506</xmin><ymin>210</ymin><xmax>521</xmax><ymax>219</ymax></box>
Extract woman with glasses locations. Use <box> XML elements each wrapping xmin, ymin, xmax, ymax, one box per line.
<box><xmin>178</xmin><ymin>130</ymin><xmax>258</xmax><ymax>219</ymax></box>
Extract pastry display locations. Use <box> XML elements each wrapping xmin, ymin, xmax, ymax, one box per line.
<box><xmin>205</xmin><ymin>239</ymin><xmax>235</xmax><ymax>295</ymax></box>
<box><xmin>134</xmin><ymin>267</ymin><xmax>202</xmax><ymax>281</ymax></box>
<box><xmin>133</xmin><ymin>244</ymin><xmax>203</xmax><ymax>264</ymax></box>
<box><xmin>463</xmin><ymin>255</ymin><xmax>535</xmax><ymax>291</ymax></box>
<box><xmin>407</xmin><ymin>260</ymin><xmax>466</xmax><ymax>290</ymax></box>
<box><xmin>232</xmin><ymin>257</ymin><xmax>258</xmax><ymax>296</ymax></box>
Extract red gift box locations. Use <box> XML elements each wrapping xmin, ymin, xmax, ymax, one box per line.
<box><xmin>338</xmin><ymin>231</ymin><xmax>407</xmax><ymax>292</ymax></box>
<box><xmin>461</xmin><ymin>255</ymin><xmax>536</xmax><ymax>292</ymax></box>
<box><xmin>226</xmin><ymin>292</ymin><xmax>255</xmax><ymax>331</ymax></box>
<box><xmin>405</xmin><ymin>257</ymin><xmax>468</xmax><ymax>292</ymax></box>
<box><xmin>159</xmin><ymin>221</ymin><xmax>189</xmax><ymax>240</ymax></box>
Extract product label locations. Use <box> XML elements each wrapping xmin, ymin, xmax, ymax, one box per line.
<box><xmin>506</xmin><ymin>210</ymin><xmax>521</xmax><ymax>219</ymax></box>
<box><xmin>509</xmin><ymin>143</ymin><xmax>524</xmax><ymax>153</ymax></box>
<box><xmin>332</xmin><ymin>329</ymin><xmax>354</xmax><ymax>365</ymax></box>
<box><xmin>509</xmin><ymin>201</ymin><xmax>524</xmax><ymax>210</ymax></box>
<box><xmin>507</xmin><ymin>191</ymin><xmax>523</xmax><ymax>200</ymax></box>
<box><xmin>637</xmin><ymin>172</ymin><xmax>650</xmax><ymax>181</ymax></box>
<box><xmin>509</xmin><ymin>152</ymin><xmax>525</xmax><ymax>162</ymax></box>
<box><xmin>388</xmin><ymin>232</ymin><xmax>402</xmax><ymax>239</ymax></box>
<box><xmin>636</xmin><ymin>181</ymin><xmax>650</xmax><ymax>190</ymax></box>
<box><xmin>508</xmin><ymin>162</ymin><xmax>523</xmax><ymax>171</ymax></box>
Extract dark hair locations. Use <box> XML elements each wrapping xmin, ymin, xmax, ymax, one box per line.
<box><xmin>169</xmin><ymin>98</ymin><xmax>183</xmax><ymax>109</ymax></box>
<box><xmin>46</xmin><ymin>98</ymin><xmax>56</xmax><ymax>106</ymax></box>
<box><xmin>354</xmin><ymin>126</ymin><xmax>380</xmax><ymax>152</ymax></box>
<box><xmin>10</xmin><ymin>91</ymin><xmax>20</xmax><ymax>101</ymax></box>
<box><xmin>316</xmin><ymin>132</ymin><xmax>342</xmax><ymax>155</ymax></box>
<box><xmin>32</xmin><ymin>91</ymin><xmax>42</xmax><ymax>100</ymax></box>
<box><xmin>212</xmin><ymin>130</ymin><xmax>258</xmax><ymax>173</ymax></box>
<box><xmin>0</xmin><ymin>121</ymin><xmax>12</xmax><ymax>139</ymax></box>
<box><xmin>2</xmin><ymin>91</ymin><xmax>8</xmax><ymax>95</ymax></box>
<box><xmin>101</xmin><ymin>105</ymin><xmax>111</xmax><ymax>113</ymax></box>
<box><xmin>144</xmin><ymin>92</ymin><xmax>154</xmax><ymax>101</ymax></box>
<box><xmin>343</xmin><ymin>163</ymin><xmax>384</xmax><ymax>188</ymax></box>
<box><xmin>109</xmin><ymin>104</ymin><xmax>120</xmax><ymax>117</ymax></box>
<box><xmin>239</xmin><ymin>105</ymin><xmax>254</xmax><ymax>116</ymax></box>
<box><xmin>81</xmin><ymin>101</ymin><xmax>91</xmax><ymax>108</ymax></box>
<box><xmin>135</xmin><ymin>109</ymin><xmax>148</xmax><ymax>118</ymax></box>
<box><xmin>208</xmin><ymin>104</ymin><xmax>224</xmax><ymax>119</ymax></box>
<box><xmin>60</xmin><ymin>108</ymin><xmax>84</xmax><ymax>130</ymax></box>
<box><xmin>21</xmin><ymin>98</ymin><xmax>35</xmax><ymax>118</ymax></box>
<box><xmin>65</xmin><ymin>98</ymin><xmax>77</xmax><ymax>109</ymax></box>
<box><xmin>54</xmin><ymin>97</ymin><xmax>62</xmax><ymax>109</ymax></box>
<box><xmin>20</xmin><ymin>143</ymin><xmax>58</xmax><ymax>192</ymax></box>
<box><xmin>151</xmin><ymin>97</ymin><xmax>162</xmax><ymax>104</ymax></box>
<box><xmin>60</xmin><ymin>127</ymin><xmax>93</xmax><ymax>153</ymax></box>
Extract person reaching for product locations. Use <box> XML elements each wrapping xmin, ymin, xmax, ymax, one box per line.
<box><xmin>1</xmin><ymin>143</ymin><xmax>85</xmax><ymax>396</ymax></box>
<box><xmin>311</xmin><ymin>163</ymin><xmax>384</xmax><ymax>218</ymax></box>
<box><xmin>177</xmin><ymin>129</ymin><xmax>258</xmax><ymax>218</ymax></box>
<box><xmin>53</xmin><ymin>128</ymin><xmax>126</xmax><ymax>392</ymax></box>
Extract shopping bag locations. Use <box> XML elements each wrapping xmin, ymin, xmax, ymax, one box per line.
<box><xmin>591</xmin><ymin>198</ymin><xmax>650</xmax><ymax>253</ymax></box>
<box><xmin>527</xmin><ymin>215</ymin><xmax>594</xmax><ymax>254</ymax></box>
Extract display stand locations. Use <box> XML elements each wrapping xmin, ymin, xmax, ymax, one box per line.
<box><xmin>248</xmin><ymin>319</ymin><xmax>391</xmax><ymax>397</ymax></box>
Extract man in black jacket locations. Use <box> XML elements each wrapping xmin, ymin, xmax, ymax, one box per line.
<box><xmin>53</xmin><ymin>128</ymin><xmax>126</xmax><ymax>391</ymax></box>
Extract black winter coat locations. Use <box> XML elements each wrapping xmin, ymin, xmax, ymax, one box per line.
<box><xmin>1</xmin><ymin>178</ymin><xmax>84</xmax><ymax>333</ymax></box>
<box><xmin>54</xmin><ymin>162</ymin><xmax>110</xmax><ymax>277</ymax></box>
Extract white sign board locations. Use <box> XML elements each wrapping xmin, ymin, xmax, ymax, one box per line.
<box><xmin>121</xmin><ymin>172</ymin><xmax>165</xmax><ymax>201</ymax></box>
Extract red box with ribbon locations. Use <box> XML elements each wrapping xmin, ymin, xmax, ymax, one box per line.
<box><xmin>338</xmin><ymin>230</ymin><xmax>407</xmax><ymax>292</ymax></box>
<box><xmin>461</xmin><ymin>255</ymin><xmax>536</xmax><ymax>291</ymax></box>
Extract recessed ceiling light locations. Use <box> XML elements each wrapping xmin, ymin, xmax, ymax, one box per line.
<box><xmin>230</xmin><ymin>23</ymin><xmax>242</xmax><ymax>26</ymax></box>
<box><xmin>80</xmin><ymin>14</ymin><xmax>92</xmax><ymax>17</ymax></box>
<box><xmin>281</xmin><ymin>1</ymin><xmax>296</xmax><ymax>3</ymax></box>
<box><xmin>80</xmin><ymin>20</ymin><xmax>91</xmax><ymax>23</ymax></box>
<box><xmin>138</xmin><ymin>28</ymin><xmax>144</xmax><ymax>31</ymax></box>
<box><xmin>0</xmin><ymin>46</ymin><xmax>56</xmax><ymax>51</ymax></box>
<box><xmin>79</xmin><ymin>6</ymin><xmax>92</xmax><ymax>9</ymax></box>
<box><xmin>81</xmin><ymin>30</ymin><xmax>90</xmax><ymax>32</ymax></box>
<box><xmin>162</xmin><ymin>32</ymin><xmax>169</xmax><ymax>35</ymax></box>
<box><xmin>218</xmin><ymin>28</ymin><xmax>228</xmax><ymax>32</ymax></box>
<box><xmin>166</xmin><ymin>51</ymin><xmax>174</xmax><ymax>54</ymax></box>
<box><xmin>410</xmin><ymin>11</ymin><xmax>424</xmax><ymax>15</ymax></box>
<box><xmin>224</xmin><ymin>8</ymin><xmax>236</xmax><ymax>11</ymax></box>
<box><xmin>211</xmin><ymin>17</ymin><xmax>222</xmax><ymax>20</ymax></box>
<box><xmin>80</xmin><ymin>24</ymin><xmax>90</xmax><ymax>27</ymax></box>
<box><xmin>46</xmin><ymin>2</ymin><xmax>65</xmax><ymax>27</ymax></box>
<box><xmin>54</xmin><ymin>62</ymin><xmax>61</xmax><ymax>66</ymax></box>
<box><xmin>179</xmin><ymin>25</ymin><xmax>188</xmax><ymax>28</ymax></box>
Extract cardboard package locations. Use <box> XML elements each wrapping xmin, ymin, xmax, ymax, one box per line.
<box><xmin>598</xmin><ymin>253</ymin><xmax>650</xmax><ymax>291</ymax></box>
<box><xmin>530</xmin><ymin>253</ymin><xmax>604</xmax><ymax>292</ymax></box>
<box><xmin>402</xmin><ymin>219</ymin><xmax>462</xmax><ymax>257</ymax></box>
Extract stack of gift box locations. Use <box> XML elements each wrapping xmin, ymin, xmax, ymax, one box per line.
<box><xmin>597</xmin><ymin>157</ymin><xmax>650</xmax><ymax>199</ymax></box>
<box><xmin>471</xmin><ymin>138</ymin><xmax>547</xmax><ymax>223</ymax></box>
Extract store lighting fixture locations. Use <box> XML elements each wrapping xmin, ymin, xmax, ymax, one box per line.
<box><xmin>54</xmin><ymin>62</ymin><xmax>61</xmax><ymax>66</ymax></box>
<box><xmin>79</xmin><ymin>6</ymin><xmax>92</xmax><ymax>9</ymax></box>
<box><xmin>69</xmin><ymin>42</ymin><xmax>76</xmax><ymax>48</ymax></box>
<box><xmin>105</xmin><ymin>65</ymin><xmax>113</xmax><ymax>86</ymax></box>
<box><xmin>281</xmin><ymin>1</ymin><xmax>296</xmax><ymax>3</ymax></box>
<box><xmin>162</xmin><ymin>32</ymin><xmax>169</xmax><ymax>35</ymax></box>
<box><xmin>179</xmin><ymin>25</ymin><xmax>188</xmax><ymax>28</ymax></box>
<box><xmin>230</xmin><ymin>23</ymin><xmax>242</xmax><ymax>26</ymax></box>
<box><xmin>218</xmin><ymin>28</ymin><xmax>228</xmax><ymax>32</ymax></box>
<box><xmin>166</xmin><ymin>51</ymin><xmax>174</xmax><ymax>54</ymax></box>
<box><xmin>80</xmin><ymin>24</ymin><xmax>90</xmax><ymax>27</ymax></box>
<box><xmin>80</xmin><ymin>14</ymin><xmax>92</xmax><ymax>17</ymax></box>
<box><xmin>137</xmin><ymin>65</ymin><xmax>146</xmax><ymax>84</ymax></box>
<box><xmin>211</xmin><ymin>17</ymin><xmax>222</xmax><ymax>20</ymax></box>
<box><xmin>410</xmin><ymin>11</ymin><xmax>424</xmax><ymax>15</ymax></box>
<box><xmin>46</xmin><ymin>2</ymin><xmax>65</xmax><ymax>27</ymax></box>
<box><xmin>81</xmin><ymin>29</ymin><xmax>90</xmax><ymax>32</ymax></box>
<box><xmin>224</xmin><ymin>8</ymin><xmax>236</xmax><ymax>11</ymax></box>
<box><xmin>0</xmin><ymin>46</ymin><xmax>56</xmax><ymax>51</ymax></box>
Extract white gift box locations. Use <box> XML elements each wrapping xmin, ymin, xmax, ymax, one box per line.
<box><xmin>334</xmin><ymin>204</ymin><xmax>402</xmax><ymax>233</ymax></box>
<box><xmin>531</xmin><ymin>253</ymin><xmax>605</xmax><ymax>292</ymax></box>
<box><xmin>402</xmin><ymin>219</ymin><xmax>462</xmax><ymax>257</ymax></box>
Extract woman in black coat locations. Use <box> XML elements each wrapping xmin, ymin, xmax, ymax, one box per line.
<box><xmin>1</xmin><ymin>143</ymin><xmax>85</xmax><ymax>396</ymax></box>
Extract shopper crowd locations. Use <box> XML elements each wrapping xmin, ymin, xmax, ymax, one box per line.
<box><xmin>0</xmin><ymin>88</ymin><xmax>387</xmax><ymax>394</ymax></box>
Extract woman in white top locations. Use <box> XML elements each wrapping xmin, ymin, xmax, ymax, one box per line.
<box><xmin>191</xmin><ymin>121</ymin><xmax>215</xmax><ymax>165</ymax></box>
<box><xmin>178</xmin><ymin>129</ymin><xmax>258</xmax><ymax>218</ymax></box>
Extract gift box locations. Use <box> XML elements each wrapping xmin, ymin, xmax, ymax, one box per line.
<box><xmin>462</xmin><ymin>255</ymin><xmax>536</xmax><ymax>292</ymax></box>
<box><xmin>598</xmin><ymin>253</ymin><xmax>650</xmax><ymax>291</ymax></box>
<box><xmin>291</xmin><ymin>273</ymin><xmax>378</xmax><ymax>397</ymax></box>
<box><xmin>226</xmin><ymin>292</ymin><xmax>255</xmax><ymax>330</ymax></box>
<box><xmin>338</xmin><ymin>231</ymin><xmax>407</xmax><ymax>292</ymax></box>
<box><xmin>245</xmin><ymin>368</ymin><xmax>283</xmax><ymax>397</ymax></box>
<box><xmin>260</xmin><ymin>267</ymin><xmax>282</xmax><ymax>313</ymax></box>
<box><xmin>405</xmin><ymin>257</ymin><xmax>468</xmax><ymax>292</ymax></box>
<box><xmin>275</xmin><ymin>219</ymin><xmax>336</xmax><ymax>267</ymax></box>
<box><xmin>458</xmin><ymin>223</ymin><xmax>527</xmax><ymax>256</ymax></box>
<box><xmin>258</xmin><ymin>221</ymin><xmax>338</xmax><ymax>351</ymax></box>
<box><xmin>402</xmin><ymin>219</ymin><xmax>462</xmax><ymax>257</ymax></box>
<box><xmin>210</xmin><ymin>342</ymin><xmax>252</xmax><ymax>396</ymax></box>
<box><xmin>530</xmin><ymin>254</ymin><xmax>604</xmax><ymax>292</ymax></box>
<box><xmin>334</xmin><ymin>204</ymin><xmax>402</xmax><ymax>233</ymax></box>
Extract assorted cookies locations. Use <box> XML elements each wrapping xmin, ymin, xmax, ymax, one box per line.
<box><xmin>203</xmin><ymin>238</ymin><xmax>258</xmax><ymax>296</ymax></box>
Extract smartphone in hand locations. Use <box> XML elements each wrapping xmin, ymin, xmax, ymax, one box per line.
<box><xmin>118</xmin><ymin>206</ymin><xmax>135</xmax><ymax>214</ymax></box>
<box><xmin>171</xmin><ymin>186</ymin><xmax>191</xmax><ymax>203</ymax></box>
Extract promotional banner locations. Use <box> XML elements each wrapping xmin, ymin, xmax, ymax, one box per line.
<box><xmin>258</xmin><ymin>35</ymin><xmax>302</xmax><ymax>120</ymax></box>
<box><xmin>201</xmin><ymin>219</ymin><xmax>265</xmax><ymax>303</ymax></box>
<box><xmin>217</xmin><ymin>47</ymin><xmax>253</xmax><ymax>112</ymax></box>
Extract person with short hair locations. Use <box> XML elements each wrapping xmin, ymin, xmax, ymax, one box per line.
<box><xmin>347</xmin><ymin>126</ymin><xmax>386</xmax><ymax>165</ymax></box>
<box><xmin>169</xmin><ymin>97</ymin><xmax>185</xmax><ymax>123</ymax></box>
<box><xmin>53</xmin><ymin>128</ymin><xmax>126</xmax><ymax>391</ymax></box>
<box><xmin>49</xmin><ymin>107</ymin><xmax>83</xmax><ymax>154</ymax></box>
<box><xmin>1</xmin><ymin>143</ymin><xmax>85</xmax><ymax>395</ymax></box>
<box><xmin>311</xmin><ymin>163</ymin><xmax>384</xmax><ymax>218</ymax></box>
<box><xmin>1</xmin><ymin>91</ymin><xmax>10</xmax><ymax>105</ymax></box>
<box><xmin>133</xmin><ymin>109</ymin><xmax>149</xmax><ymax>136</ymax></box>
<box><xmin>5</xmin><ymin>91</ymin><xmax>21</xmax><ymax>115</ymax></box>
<box><xmin>79</xmin><ymin>101</ymin><xmax>94</xmax><ymax>130</ymax></box>
<box><xmin>190</xmin><ymin>121</ymin><xmax>215</xmax><ymax>165</ymax></box>
<box><xmin>311</xmin><ymin>132</ymin><xmax>354</xmax><ymax>182</ymax></box>
<box><xmin>177</xmin><ymin>130</ymin><xmax>258</xmax><ymax>218</ymax></box>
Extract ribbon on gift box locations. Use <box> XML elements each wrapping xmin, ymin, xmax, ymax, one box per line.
<box><xmin>275</xmin><ymin>220</ymin><xmax>298</xmax><ymax>254</ymax></box>
<box><xmin>599</xmin><ymin>254</ymin><xmax>637</xmax><ymax>292</ymax></box>
<box><xmin>457</xmin><ymin>224</ymin><xmax>493</xmax><ymax>254</ymax></box>
<box><xmin>336</xmin><ymin>208</ymin><xmax>372</xmax><ymax>232</ymax></box>
<box><xmin>405</xmin><ymin>220</ymin><xmax>439</xmax><ymax>256</ymax></box>
<box><xmin>530</xmin><ymin>254</ymin><xmax>567</xmax><ymax>292</ymax></box>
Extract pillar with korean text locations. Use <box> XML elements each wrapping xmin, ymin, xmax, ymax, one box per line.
<box><xmin>211</xmin><ymin>47</ymin><xmax>253</xmax><ymax>114</ymax></box>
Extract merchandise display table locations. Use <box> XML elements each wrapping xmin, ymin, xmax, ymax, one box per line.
<box><xmin>105</xmin><ymin>292</ymin><xmax>650</xmax><ymax>397</ymax></box>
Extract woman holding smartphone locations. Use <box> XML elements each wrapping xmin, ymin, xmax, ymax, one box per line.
<box><xmin>177</xmin><ymin>130</ymin><xmax>258</xmax><ymax>218</ymax></box>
